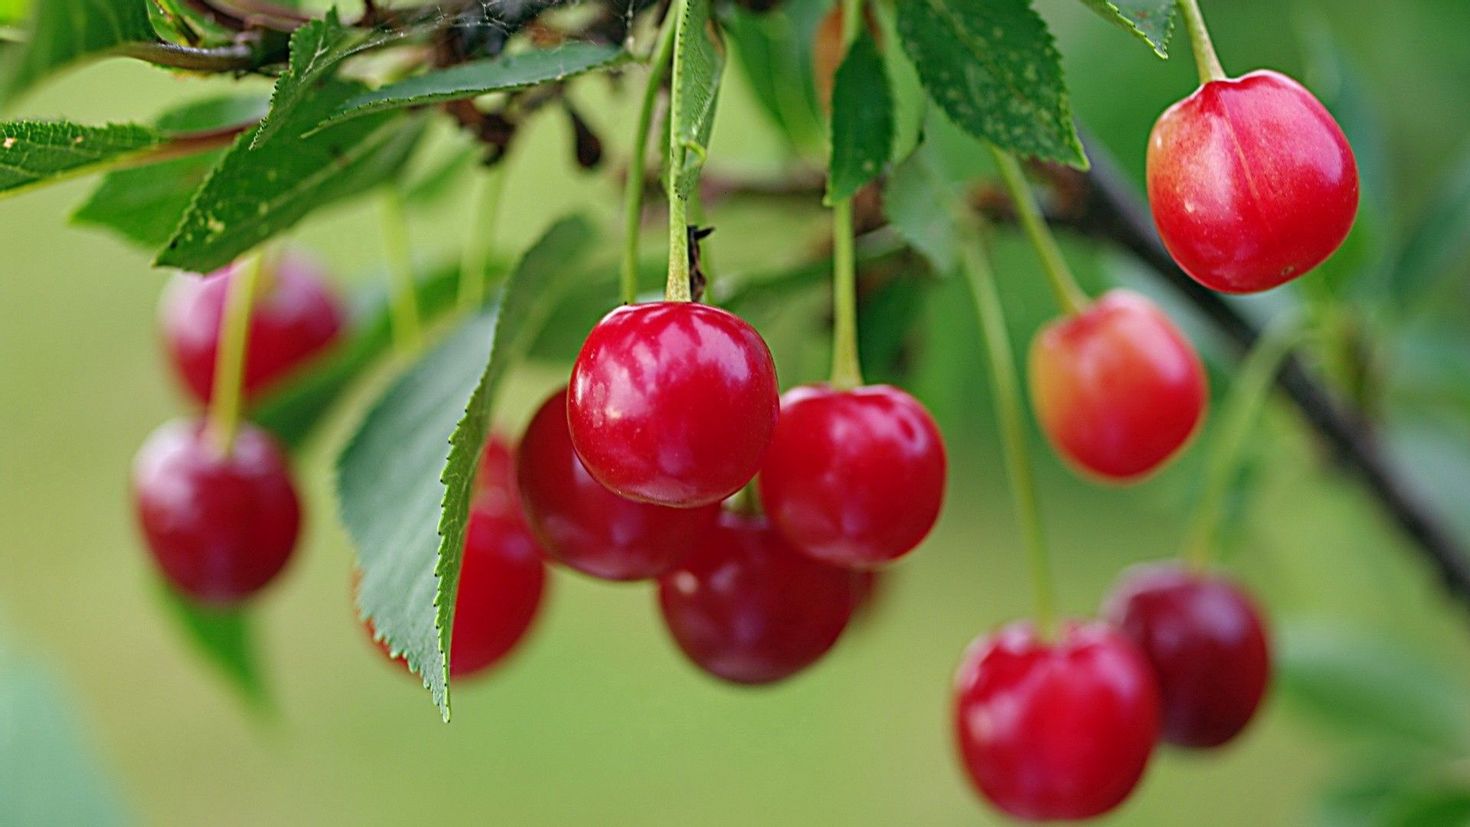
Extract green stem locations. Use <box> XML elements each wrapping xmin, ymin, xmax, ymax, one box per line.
<box><xmin>1176</xmin><ymin>0</ymin><xmax>1226</xmax><ymax>83</ymax></box>
<box><xmin>839</xmin><ymin>0</ymin><xmax>863</xmax><ymax>43</ymax></box>
<box><xmin>1183</xmin><ymin>318</ymin><xmax>1307</xmax><ymax>569</ymax></box>
<box><xmin>622</xmin><ymin>7</ymin><xmax>680</xmax><ymax>305</ymax></box>
<box><xmin>829</xmin><ymin>199</ymin><xmax>863</xmax><ymax>390</ymax></box>
<box><xmin>379</xmin><ymin>188</ymin><xmax>423</xmax><ymax>352</ymax></box>
<box><xmin>989</xmin><ymin>146</ymin><xmax>1089</xmax><ymax>317</ymax></box>
<box><xmin>664</xmin><ymin>0</ymin><xmax>696</xmax><ymax>303</ymax></box>
<box><xmin>961</xmin><ymin>231</ymin><xmax>1057</xmax><ymax>637</ymax></box>
<box><xmin>207</xmin><ymin>253</ymin><xmax>264</xmax><ymax>457</ymax></box>
<box><xmin>459</xmin><ymin>165</ymin><xmax>506</xmax><ymax>312</ymax></box>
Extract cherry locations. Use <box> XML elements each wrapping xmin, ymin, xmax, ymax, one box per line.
<box><xmin>1029</xmin><ymin>290</ymin><xmax>1207</xmax><ymax>481</ymax></box>
<box><xmin>1147</xmin><ymin>70</ymin><xmax>1359</xmax><ymax>294</ymax></box>
<box><xmin>1104</xmin><ymin>563</ymin><xmax>1271</xmax><ymax>749</ymax></box>
<box><xmin>954</xmin><ymin>620</ymin><xmax>1161</xmax><ymax>821</ymax></box>
<box><xmin>759</xmin><ymin>384</ymin><xmax>946</xmax><ymax>568</ymax></box>
<box><xmin>132</xmin><ymin>419</ymin><xmax>300</xmax><ymax>605</ymax></box>
<box><xmin>161</xmin><ymin>252</ymin><xmax>346</xmax><ymax>405</ymax></box>
<box><xmin>567</xmin><ymin>302</ymin><xmax>780</xmax><ymax>508</ymax></box>
<box><xmin>657</xmin><ymin>511</ymin><xmax>859</xmax><ymax>685</ymax></box>
<box><xmin>518</xmin><ymin>389</ymin><xmax>720</xmax><ymax>581</ymax></box>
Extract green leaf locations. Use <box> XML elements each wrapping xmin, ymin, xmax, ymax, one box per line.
<box><xmin>0</xmin><ymin>0</ymin><xmax>30</xmax><ymax>24</ymax></box>
<box><xmin>723</xmin><ymin>2</ymin><xmax>825</xmax><ymax>153</ymax></box>
<box><xmin>0</xmin><ymin>0</ymin><xmax>159</xmax><ymax>102</ymax></box>
<box><xmin>1277</xmin><ymin>623</ymin><xmax>1470</xmax><ymax>754</ymax></box>
<box><xmin>1075</xmin><ymin>0</ymin><xmax>1175</xmax><ymax>57</ymax></box>
<box><xmin>896</xmin><ymin>0</ymin><xmax>1086</xmax><ymax>167</ymax></box>
<box><xmin>883</xmin><ymin>137</ymin><xmax>964</xmax><ymax>274</ymax></box>
<box><xmin>827</xmin><ymin>30</ymin><xmax>892</xmax><ymax>202</ymax></box>
<box><xmin>73</xmin><ymin>94</ymin><xmax>268</xmax><ymax>249</ymax></box>
<box><xmin>1385</xmin><ymin>144</ymin><xmax>1470</xmax><ymax>315</ymax></box>
<box><xmin>158</xmin><ymin>584</ymin><xmax>269</xmax><ymax>708</ymax></box>
<box><xmin>873</xmin><ymin>1</ymin><xmax>925</xmax><ymax>165</ymax></box>
<box><xmin>337</xmin><ymin>216</ymin><xmax>593</xmax><ymax>719</ymax></box>
<box><xmin>319</xmin><ymin>42</ymin><xmax>627</xmax><ymax>130</ymax></box>
<box><xmin>0</xmin><ymin>120</ymin><xmax>163</xmax><ymax>197</ymax></box>
<box><xmin>156</xmin><ymin>79</ymin><xmax>425</xmax><ymax>272</ymax></box>
<box><xmin>251</xmin><ymin>10</ymin><xmax>374</xmax><ymax>147</ymax></box>
<box><xmin>669</xmin><ymin>0</ymin><xmax>725</xmax><ymax>200</ymax></box>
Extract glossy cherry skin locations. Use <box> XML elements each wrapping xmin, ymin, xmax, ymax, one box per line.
<box><xmin>1147</xmin><ymin>70</ymin><xmax>1359</xmax><ymax>294</ymax></box>
<box><xmin>132</xmin><ymin>419</ymin><xmax>300</xmax><ymax>605</ymax></box>
<box><xmin>1029</xmin><ymin>290</ymin><xmax>1207</xmax><ymax>481</ymax></box>
<box><xmin>658</xmin><ymin>512</ymin><xmax>860</xmax><ymax>685</ymax></box>
<box><xmin>518</xmin><ymin>389</ymin><xmax>719</xmax><ymax>581</ymax></box>
<box><xmin>567</xmin><ymin>302</ymin><xmax>780</xmax><ymax>508</ymax></box>
<box><xmin>161</xmin><ymin>252</ymin><xmax>346</xmax><ymax>404</ymax></box>
<box><xmin>954</xmin><ymin>620</ymin><xmax>1162</xmax><ymax>821</ymax></box>
<box><xmin>759</xmin><ymin>384</ymin><xmax>946</xmax><ymax>568</ymax></box>
<box><xmin>1104</xmin><ymin>564</ymin><xmax>1271</xmax><ymax>749</ymax></box>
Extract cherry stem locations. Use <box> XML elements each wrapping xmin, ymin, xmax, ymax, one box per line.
<box><xmin>379</xmin><ymin>188</ymin><xmax>423</xmax><ymax>353</ymax></box>
<box><xmin>621</xmin><ymin>6</ymin><xmax>679</xmax><ymax>305</ymax></box>
<box><xmin>826</xmin><ymin>0</ymin><xmax>866</xmax><ymax>392</ymax></box>
<box><xmin>664</xmin><ymin>0</ymin><xmax>696</xmax><ymax>304</ymax></box>
<box><xmin>961</xmin><ymin>230</ymin><xmax>1057</xmax><ymax>637</ymax></box>
<box><xmin>207</xmin><ymin>252</ymin><xmax>264</xmax><ymax>458</ymax></box>
<box><xmin>1184</xmin><ymin>317</ymin><xmax>1307</xmax><ymax>569</ymax></box>
<box><xmin>1177</xmin><ymin>0</ymin><xmax>1226</xmax><ymax>84</ymax></box>
<box><xmin>990</xmin><ymin>146</ymin><xmax>1089</xmax><ymax>317</ymax></box>
<box><xmin>459</xmin><ymin>164</ymin><xmax>506</xmax><ymax>312</ymax></box>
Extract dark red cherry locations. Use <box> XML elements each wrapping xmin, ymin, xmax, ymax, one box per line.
<box><xmin>658</xmin><ymin>511</ymin><xmax>859</xmax><ymax>685</ymax></box>
<box><xmin>1147</xmin><ymin>69</ymin><xmax>1359</xmax><ymax>294</ymax></box>
<box><xmin>1029</xmin><ymin>290</ymin><xmax>1207</xmax><ymax>481</ymax></box>
<box><xmin>567</xmin><ymin>302</ymin><xmax>780</xmax><ymax>508</ymax></box>
<box><xmin>518</xmin><ymin>388</ymin><xmax>719</xmax><ymax>581</ymax></box>
<box><xmin>759</xmin><ymin>384</ymin><xmax>946</xmax><ymax>568</ymax></box>
<box><xmin>132</xmin><ymin>419</ymin><xmax>300</xmax><ymax>605</ymax></box>
<box><xmin>954</xmin><ymin>620</ymin><xmax>1161</xmax><ymax>821</ymax></box>
<box><xmin>161</xmin><ymin>252</ymin><xmax>346</xmax><ymax>404</ymax></box>
<box><xmin>1104</xmin><ymin>563</ymin><xmax>1271</xmax><ymax>749</ymax></box>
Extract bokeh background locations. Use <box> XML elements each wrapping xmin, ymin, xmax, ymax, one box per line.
<box><xmin>3</xmin><ymin>0</ymin><xmax>1470</xmax><ymax>824</ymax></box>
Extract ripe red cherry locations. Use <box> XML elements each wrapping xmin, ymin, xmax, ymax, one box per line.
<box><xmin>954</xmin><ymin>621</ymin><xmax>1161</xmax><ymax>821</ymax></box>
<box><xmin>1147</xmin><ymin>69</ymin><xmax>1359</xmax><ymax>294</ymax></box>
<box><xmin>161</xmin><ymin>252</ymin><xmax>346</xmax><ymax>404</ymax></box>
<box><xmin>132</xmin><ymin>419</ymin><xmax>300</xmax><ymax>605</ymax></box>
<box><xmin>657</xmin><ymin>511</ymin><xmax>859</xmax><ymax>685</ymax></box>
<box><xmin>759</xmin><ymin>384</ymin><xmax>946</xmax><ymax>568</ymax></box>
<box><xmin>518</xmin><ymin>388</ymin><xmax>720</xmax><ymax>581</ymax></box>
<box><xmin>1029</xmin><ymin>290</ymin><xmax>1207</xmax><ymax>481</ymax></box>
<box><xmin>1104</xmin><ymin>563</ymin><xmax>1271</xmax><ymax>749</ymax></box>
<box><xmin>567</xmin><ymin>302</ymin><xmax>780</xmax><ymax>508</ymax></box>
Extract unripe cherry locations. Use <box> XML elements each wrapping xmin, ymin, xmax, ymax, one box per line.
<box><xmin>1147</xmin><ymin>70</ymin><xmax>1358</xmax><ymax>294</ymax></box>
<box><xmin>132</xmin><ymin>419</ymin><xmax>300</xmax><ymax>605</ymax></box>
<box><xmin>759</xmin><ymin>384</ymin><xmax>946</xmax><ymax>568</ymax></box>
<box><xmin>161</xmin><ymin>252</ymin><xmax>345</xmax><ymax>405</ymax></box>
<box><xmin>954</xmin><ymin>620</ymin><xmax>1161</xmax><ymax>821</ymax></box>
<box><xmin>1104</xmin><ymin>563</ymin><xmax>1271</xmax><ymax>749</ymax></box>
<box><xmin>567</xmin><ymin>302</ymin><xmax>780</xmax><ymax>508</ymax></box>
<box><xmin>1029</xmin><ymin>290</ymin><xmax>1207</xmax><ymax>481</ymax></box>
<box><xmin>517</xmin><ymin>388</ymin><xmax>719</xmax><ymax>581</ymax></box>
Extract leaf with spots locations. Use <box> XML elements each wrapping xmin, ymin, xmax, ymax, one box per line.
<box><xmin>827</xmin><ymin>29</ymin><xmax>893</xmax><ymax>202</ymax></box>
<box><xmin>156</xmin><ymin>79</ymin><xmax>425</xmax><ymax>273</ymax></box>
<box><xmin>0</xmin><ymin>121</ymin><xmax>164</xmax><ymax>198</ymax></box>
<box><xmin>251</xmin><ymin>10</ymin><xmax>393</xmax><ymax>147</ymax></box>
<box><xmin>1076</xmin><ymin>0</ymin><xmax>1175</xmax><ymax>58</ymax></box>
<box><xmin>896</xmin><ymin>0</ymin><xmax>1086</xmax><ymax>168</ymax></box>
<box><xmin>337</xmin><ymin>216</ymin><xmax>594</xmax><ymax>719</ymax></box>
<box><xmin>319</xmin><ymin>42</ymin><xmax>628</xmax><ymax>129</ymax></box>
<box><xmin>0</xmin><ymin>0</ymin><xmax>160</xmax><ymax>102</ymax></box>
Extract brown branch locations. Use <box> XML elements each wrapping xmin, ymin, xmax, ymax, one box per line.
<box><xmin>112</xmin><ymin>40</ymin><xmax>260</xmax><ymax>72</ymax></box>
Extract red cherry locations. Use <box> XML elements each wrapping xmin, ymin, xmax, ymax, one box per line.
<box><xmin>132</xmin><ymin>419</ymin><xmax>300</xmax><ymax>605</ymax></box>
<box><xmin>759</xmin><ymin>384</ymin><xmax>946</xmax><ymax>568</ymax></box>
<box><xmin>1029</xmin><ymin>290</ymin><xmax>1207</xmax><ymax>481</ymax></box>
<box><xmin>954</xmin><ymin>621</ymin><xmax>1161</xmax><ymax>821</ymax></box>
<box><xmin>657</xmin><ymin>511</ymin><xmax>859</xmax><ymax>685</ymax></box>
<box><xmin>518</xmin><ymin>389</ymin><xmax>720</xmax><ymax>581</ymax></box>
<box><xmin>1147</xmin><ymin>70</ymin><xmax>1359</xmax><ymax>294</ymax></box>
<box><xmin>567</xmin><ymin>302</ymin><xmax>780</xmax><ymax>508</ymax></box>
<box><xmin>161</xmin><ymin>253</ymin><xmax>346</xmax><ymax>405</ymax></box>
<box><xmin>1104</xmin><ymin>564</ymin><xmax>1271</xmax><ymax>749</ymax></box>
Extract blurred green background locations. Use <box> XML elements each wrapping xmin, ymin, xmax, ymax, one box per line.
<box><xmin>3</xmin><ymin>0</ymin><xmax>1470</xmax><ymax>824</ymax></box>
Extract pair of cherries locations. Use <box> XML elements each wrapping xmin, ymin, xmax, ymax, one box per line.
<box><xmin>132</xmin><ymin>255</ymin><xmax>345</xmax><ymax>605</ymax></box>
<box><xmin>954</xmin><ymin>565</ymin><xmax>1271</xmax><ymax>820</ymax></box>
